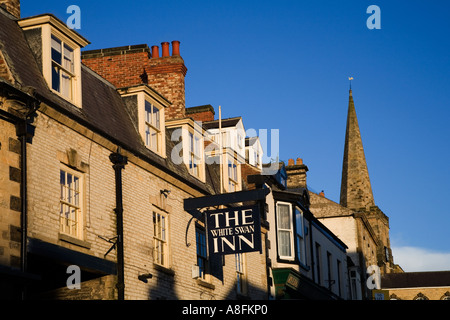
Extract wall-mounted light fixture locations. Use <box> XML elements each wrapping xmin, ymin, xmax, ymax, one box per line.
<box><xmin>138</xmin><ymin>273</ymin><xmax>153</xmax><ymax>283</ymax></box>
<box><xmin>160</xmin><ymin>189</ymin><xmax>171</xmax><ymax>197</ymax></box>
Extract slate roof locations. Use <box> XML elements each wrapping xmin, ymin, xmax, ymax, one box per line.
<box><xmin>202</xmin><ymin>117</ymin><xmax>242</xmax><ymax>130</ymax></box>
<box><xmin>0</xmin><ymin>9</ymin><xmax>215</xmax><ymax>195</ymax></box>
<box><xmin>382</xmin><ymin>271</ymin><xmax>450</xmax><ymax>289</ymax></box>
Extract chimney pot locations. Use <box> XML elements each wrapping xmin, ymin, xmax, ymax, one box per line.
<box><xmin>296</xmin><ymin>158</ymin><xmax>303</xmax><ymax>165</ymax></box>
<box><xmin>161</xmin><ymin>42</ymin><xmax>170</xmax><ymax>57</ymax></box>
<box><xmin>151</xmin><ymin>45</ymin><xmax>160</xmax><ymax>58</ymax></box>
<box><xmin>172</xmin><ymin>40</ymin><xmax>180</xmax><ymax>56</ymax></box>
<box><xmin>288</xmin><ymin>159</ymin><xmax>295</xmax><ymax>166</ymax></box>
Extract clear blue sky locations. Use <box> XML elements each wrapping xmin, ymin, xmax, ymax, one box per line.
<box><xmin>22</xmin><ymin>0</ymin><xmax>450</xmax><ymax>271</ymax></box>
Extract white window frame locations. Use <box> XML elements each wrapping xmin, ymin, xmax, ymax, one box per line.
<box><xmin>295</xmin><ymin>207</ymin><xmax>307</xmax><ymax>265</ymax></box>
<box><xmin>44</xmin><ymin>27</ymin><xmax>83</xmax><ymax>106</ymax></box>
<box><xmin>196</xmin><ymin>227</ymin><xmax>210</xmax><ymax>281</ymax></box>
<box><xmin>227</xmin><ymin>159</ymin><xmax>238</xmax><ymax>192</ymax></box>
<box><xmin>145</xmin><ymin>100</ymin><xmax>162</xmax><ymax>154</ymax></box>
<box><xmin>188</xmin><ymin>131</ymin><xmax>202</xmax><ymax>177</ymax></box>
<box><xmin>133</xmin><ymin>89</ymin><xmax>166</xmax><ymax>158</ymax></box>
<box><xmin>235</xmin><ymin>253</ymin><xmax>247</xmax><ymax>295</ymax></box>
<box><xmin>153</xmin><ymin>211</ymin><xmax>169</xmax><ymax>267</ymax></box>
<box><xmin>59</xmin><ymin>165</ymin><xmax>84</xmax><ymax>239</ymax></box>
<box><xmin>51</xmin><ymin>34</ymin><xmax>75</xmax><ymax>100</ymax></box>
<box><xmin>276</xmin><ymin>202</ymin><xmax>295</xmax><ymax>261</ymax></box>
<box><xmin>18</xmin><ymin>15</ymin><xmax>88</xmax><ymax>107</ymax></box>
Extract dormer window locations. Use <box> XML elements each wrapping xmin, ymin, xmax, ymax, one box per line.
<box><xmin>166</xmin><ymin>119</ymin><xmax>206</xmax><ymax>181</ymax></box>
<box><xmin>51</xmin><ymin>35</ymin><xmax>75</xmax><ymax>100</ymax></box>
<box><xmin>19</xmin><ymin>14</ymin><xmax>90</xmax><ymax>107</ymax></box>
<box><xmin>118</xmin><ymin>85</ymin><xmax>169</xmax><ymax>158</ymax></box>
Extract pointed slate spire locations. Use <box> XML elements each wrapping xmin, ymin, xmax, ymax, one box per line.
<box><xmin>340</xmin><ymin>89</ymin><xmax>375</xmax><ymax>210</ymax></box>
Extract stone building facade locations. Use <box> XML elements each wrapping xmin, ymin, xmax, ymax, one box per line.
<box><xmin>0</xmin><ymin>1</ymin><xmax>268</xmax><ymax>300</ymax></box>
<box><xmin>285</xmin><ymin>89</ymin><xmax>403</xmax><ymax>300</ymax></box>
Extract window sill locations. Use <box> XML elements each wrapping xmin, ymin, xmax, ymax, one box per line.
<box><xmin>196</xmin><ymin>278</ymin><xmax>215</xmax><ymax>290</ymax></box>
<box><xmin>59</xmin><ymin>233</ymin><xmax>91</xmax><ymax>249</ymax></box>
<box><xmin>153</xmin><ymin>263</ymin><xmax>175</xmax><ymax>276</ymax></box>
<box><xmin>50</xmin><ymin>88</ymin><xmax>80</xmax><ymax>108</ymax></box>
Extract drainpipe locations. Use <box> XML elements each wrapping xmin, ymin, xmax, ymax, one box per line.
<box><xmin>15</xmin><ymin>120</ymin><xmax>36</xmax><ymax>276</ymax></box>
<box><xmin>109</xmin><ymin>149</ymin><xmax>127</xmax><ymax>300</ymax></box>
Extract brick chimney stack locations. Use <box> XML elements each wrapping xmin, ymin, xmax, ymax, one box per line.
<box><xmin>146</xmin><ymin>41</ymin><xmax>187</xmax><ymax>120</ymax></box>
<box><xmin>185</xmin><ymin>105</ymin><xmax>215</xmax><ymax>122</ymax></box>
<box><xmin>0</xmin><ymin>0</ymin><xmax>20</xmax><ymax>19</ymax></box>
<box><xmin>82</xmin><ymin>40</ymin><xmax>188</xmax><ymax>120</ymax></box>
<box><xmin>285</xmin><ymin>157</ymin><xmax>309</xmax><ymax>189</ymax></box>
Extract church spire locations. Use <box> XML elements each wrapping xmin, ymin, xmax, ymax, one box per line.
<box><xmin>340</xmin><ymin>88</ymin><xmax>375</xmax><ymax>210</ymax></box>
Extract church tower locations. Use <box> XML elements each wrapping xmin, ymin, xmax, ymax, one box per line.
<box><xmin>339</xmin><ymin>88</ymin><xmax>399</xmax><ymax>274</ymax></box>
<box><xmin>340</xmin><ymin>89</ymin><xmax>375</xmax><ymax>210</ymax></box>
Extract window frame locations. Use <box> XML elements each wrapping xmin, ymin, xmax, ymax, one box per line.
<box><xmin>195</xmin><ymin>226</ymin><xmax>210</xmax><ymax>280</ymax></box>
<box><xmin>188</xmin><ymin>131</ymin><xmax>202</xmax><ymax>177</ymax></box>
<box><xmin>18</xmin><ymin>15</ymin><xmax>89</xmax><ymax>107</ymax></box>
<box><xmin>42</xmin><ymin>25</ymin><xmax>82</xmax><ymax>107</ymax></box>
<box><xmin>118</xmin><ymin>88</ymin><xmax>167</xmax><ymax>158</ymax></box>
<box><xmin>276</xmin><ymin>201</ymin><xmax>295</xmax><ymax>261</ymax></box>
<box><xmin>315</xmin><ymin>242</ymin><xmax>322</xmax><ymax>285</ymax></box>
<box><xmin>235</xmin><ymin>253</ymin><xmax>247</xmax><ymax>295</ymax></box>
<box><xmin>227</xmin><ymin>159</ymin><xmax>238</xmax><ymax>192</ymax></box>
<box><xmin>295</xmin><ymin>207</ymin><xmax>307</xmax><ymax>266</ymax></box>
<box><xmin>59</xmin><ymin>165</ymin><xmax>84</xmax><ymax>240</ymax></box>
<box><xmin>51</xmin><ymin>34</ymin><xmax>76</xmax><ymax>100</ymax></box>
<box><xmin>337</xmin><ymin>259</ymin><xmax>342</xmax><ymax>296</ymax></box>
<box><xmin>326</xmin><ymin>251</ymin><xmax>333</xmax><ymax>290</ymax></box>
<box><xmin>145</xmin><ymin>100</ymin><xmax>162</xmax><ymax>154</ymax></box>
<box><xmin>153</xmin><ymin>211</ymin><xmax>169</xmax><ymax>268</ymax></box>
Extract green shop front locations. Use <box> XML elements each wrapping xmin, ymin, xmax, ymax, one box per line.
<box><xmin>272</xmin><ymin>268</ymin><xmax>340</xmax><ymax>300</ymax></box>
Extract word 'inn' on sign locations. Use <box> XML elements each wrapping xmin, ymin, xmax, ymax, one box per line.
<box><xmin>206</xmin><ymin>205</ymin><xmax>262</xmax><ymax>255</ymax></box>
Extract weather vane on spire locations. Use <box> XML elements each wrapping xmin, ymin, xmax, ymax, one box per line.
<box><xmin>348</xmin><ymin>77</ymin><xmax>354</xmax><ymax>90</ymax></box>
